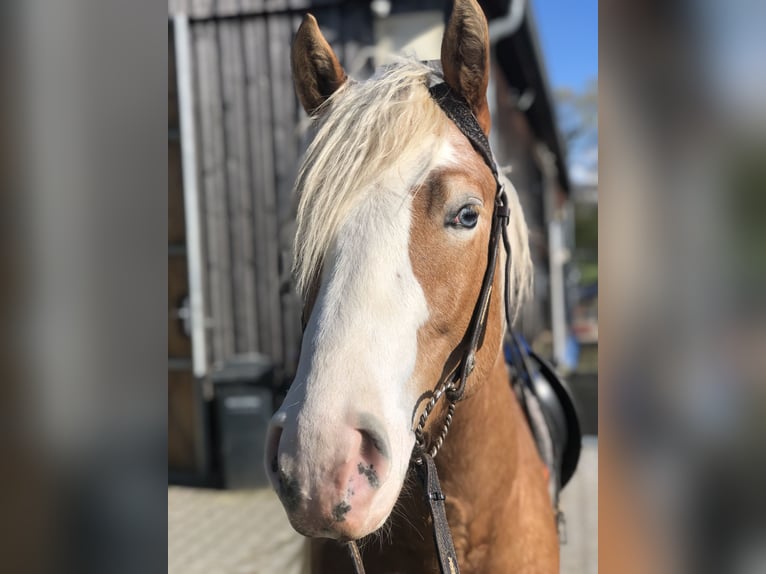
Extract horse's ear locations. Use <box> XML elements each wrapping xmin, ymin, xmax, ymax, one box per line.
<box><xmin>292</xmin><ymin>14</ymin><xmax>347</xmax><ymax>116</ymax></box>
<box><xmin>441</xmin><ymin>0</ymin><xmax>491</xmax><ymax>134</ymax></box>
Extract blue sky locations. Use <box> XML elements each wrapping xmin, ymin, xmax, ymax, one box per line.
<box><xmin>531</xmin><ymin>0</ymin><xmax>598</xmax><ymax>92</ymax></box>
<box><xmin>531</xmin><ymin>0</ymin><xmax>598</xmax><ymax>184</ymax></box>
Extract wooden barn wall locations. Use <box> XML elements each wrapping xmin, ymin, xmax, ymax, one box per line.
<box><xmin>177</xmin><ymin>2</ymin><xmax>374</xmax><ymax>385</ymax></box>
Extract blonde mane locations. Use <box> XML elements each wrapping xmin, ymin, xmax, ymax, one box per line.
<box><xmin>293</xmin><ymin>59</ymin><xmax>532</xmax><ymax>320</ymax></box>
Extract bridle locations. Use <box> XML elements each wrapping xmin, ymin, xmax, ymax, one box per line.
<box><xmin>342</xmin><ymin>77</ymin><xmax>519</xmax><ymax>574</ymax></box>
<box><xmin>413</xmin><ymin>81</ymin><xmax>514</xmax><ymax>457</ymax></box>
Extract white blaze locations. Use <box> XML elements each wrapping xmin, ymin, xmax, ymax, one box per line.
<box><xmin>279</xmin><ymin>174</ymin><xmax>430</xmax><ymax>511</ymax></box>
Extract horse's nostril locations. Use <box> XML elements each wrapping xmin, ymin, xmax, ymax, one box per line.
<box><xmin>352</xmin><ymin>425</ymin><xmax>390</xmax><ymax>492</ymax></box>
<box><xmin>359</xmin><ymin>429</ymin><xmax>384</xmax><ymax>459</ymax></box>
<box><xmin>356</xmin><ymin>415</ymin><xmax>390</xmax><ymax>460</ymax></box>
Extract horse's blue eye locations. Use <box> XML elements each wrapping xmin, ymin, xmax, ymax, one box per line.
<box><xmin>452</xmin><ymin>206</ymin><xmax>479</xmax><ymax>229</ymax></box>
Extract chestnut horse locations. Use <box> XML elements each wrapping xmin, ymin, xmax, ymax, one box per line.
<box><xmin>266</xmin><ymin>0</ymin><xmax>558</xmax><ymax>571</ymax></box>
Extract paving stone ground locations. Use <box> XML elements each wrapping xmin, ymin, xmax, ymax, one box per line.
<box><xmin>559</xmin><ymin>437</ymin><xmax>598</xmax><ymax>574</ymax></box>
<box><xmin>169</xmin><ymin>440</ymin><xmax>597</xmax><ymax>573</ymax></box>
<box><xmin>168</xmin><ymin>486</ymin><xmax>308</xmax><ymax>574</ymax></box>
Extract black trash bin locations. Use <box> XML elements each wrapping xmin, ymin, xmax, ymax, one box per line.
<box><xmin>211</xmin><ymin>354</ymin><xmax>274</xmax><ymax>489</ymax></box>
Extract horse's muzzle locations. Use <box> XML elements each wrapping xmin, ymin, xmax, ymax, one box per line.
<box><xmin>265</xmin><ymin>412</ymin><xmax>392</xmax><ymax>539</ymax></box>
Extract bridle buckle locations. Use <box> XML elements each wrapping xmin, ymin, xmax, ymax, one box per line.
<box><xmin>495</xmin><ymin>189</ymin><xmax>510</xmax><ymax>222</ymax></box>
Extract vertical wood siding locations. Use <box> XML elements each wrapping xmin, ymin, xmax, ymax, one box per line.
<box><xmin>171</xmin><ymin>2</ymin><xmax>374</xmax><ymax>386</ymax></box>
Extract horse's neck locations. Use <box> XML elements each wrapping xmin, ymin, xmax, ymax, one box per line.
<box><xmin>436</xmin><ymin>348</ymin><xmax>530</xmax><ymax>514</ymax></box>
<box><xmin>427</xmin><ymin>348</ymin><xmax>559</xmax><ymax>572</ymax></box>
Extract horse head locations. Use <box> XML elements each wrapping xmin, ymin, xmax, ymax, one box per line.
<box><xmin>266</xmin><ymin>0</ymin><xmax>531</xmax><ymax>541</ymax></box>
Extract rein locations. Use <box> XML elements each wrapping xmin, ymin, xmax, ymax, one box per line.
<box><xmin>345</xmin><ymin>80</ymin><xmax>516</xmax><ymax>574</ymax></box>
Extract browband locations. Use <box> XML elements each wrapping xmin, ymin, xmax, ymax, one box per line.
<box><xmin>428</xmin><ymin>82</ymin><xmax>498</xmax><ymax>178</ymax></box>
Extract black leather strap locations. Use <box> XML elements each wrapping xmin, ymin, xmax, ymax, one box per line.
<box><xmin>428</xmin><ymin>81</ymin><xmax>507</xmax><ymax>405</ymax></box>
<box><xmin>428</xmin><ymin>82</ymin><xmax>497</xmax><ymax>178</ymax></box>
<box><xmin>416</xmin><ymin>454</ymin><xmax>461</xmax><ymax>574</ymax></box>
<box><xmin>446</xmin><ymin>191</ymin><xmax>509</xmax><ymax>402</ymax></box>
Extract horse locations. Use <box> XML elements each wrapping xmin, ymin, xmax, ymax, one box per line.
<box><xmin>265</xmin><ymin>0</ymin><xmax>559</xmax><ymax>571</ymax></box>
